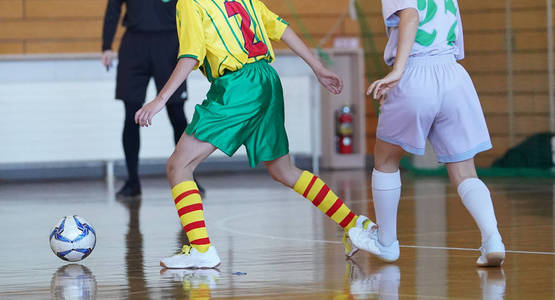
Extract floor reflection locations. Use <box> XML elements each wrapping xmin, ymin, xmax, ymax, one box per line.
<box><xmin>118</xmin><ymin>197</ymin><xmax>148</xmax><ymax>299</ymax></box>
<box><xmin>341</xmin><ymin>259</ymin><xmax>401</xmax><ymax>300</ymax></box>
<box><xmin>161</xmin><ymin>269</ymin><xmax>220</xmax><ymax>300</ymax></box>
<box><xmin>50</xmin><ymin>264</ymin><xmax>97</xmax><ymax>300</ymax></box>
<box><xmin>0</xmin><ymin>173</ymin><xmax>552</xmax><ymax>299</ymax></box>
<box><xmin>477</xmin><ymin>268</ymin><xmax>506</xmax><ymax>300</ymax></box>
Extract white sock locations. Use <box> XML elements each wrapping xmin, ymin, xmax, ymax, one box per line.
<box><xmin>372</xmin><ymin>169</ymin><xmax>401</xmax><ymax>246</ymax></box>
<box><xmin>457</xmin><ymin>178</ymin><xmax>499</xmax><ymax>242</ymax></box>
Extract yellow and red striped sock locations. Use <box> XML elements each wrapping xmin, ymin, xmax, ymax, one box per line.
<box><xmin>293</xmin><ymin>171</ymin><xmax>358</xmax><ymax>231</ymax></box>
<box><xmin>172</xmin><ymin>181</ymin><xmax>211</xmax><ymax>253</ymax></box>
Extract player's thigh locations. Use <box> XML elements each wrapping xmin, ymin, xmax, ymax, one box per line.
<box><xmin>377</xmin><ymin>67</ymin><xmax>439</xmax><ymax>156</ymax></box>
<box><xmin>428</xmin><ymin>64</ymin><xmax>491</xmax><ymax>164</ymax></box>
<box><xmin>170</xmin><ymin>133</ymin><xmax>217</xmax><ymax>168</ymax></box>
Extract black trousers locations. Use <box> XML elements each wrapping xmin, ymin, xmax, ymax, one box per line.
<box><xmin>116</xmin><ymin>30</ymin><xmax>188</xmax><ymax>182</ymax></box>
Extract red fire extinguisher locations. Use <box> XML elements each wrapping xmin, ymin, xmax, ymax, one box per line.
<box><xmin>336</xmin><ymin>105</ymin><xmax>354</xmax><ymax>154</ymax></box>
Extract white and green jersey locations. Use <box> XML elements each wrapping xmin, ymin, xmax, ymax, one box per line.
<box><xmin>382</xmin><ymin>0</ymin><xmax>464</xmax><ymax>66</ymax></box>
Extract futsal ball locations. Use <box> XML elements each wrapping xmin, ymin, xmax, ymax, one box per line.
<box><xmin>50</xmin><ymin>215</ymin><xmax>96</xmax><ymax>262</ymax></box>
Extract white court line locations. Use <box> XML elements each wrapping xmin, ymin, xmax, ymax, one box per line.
<box><xmin>215</xmin><ymin>211</ymin><xmax>555</xmax><ymax>256</ymax></box>
<box><xmin>401</xmin><ymin>245</ymin><xmax>555</xmax><ymax>256</ymax></box>
<box><xmin>197</xmin><ymin>185</ymin><xmax>554</xmax><ymax>207</ymax></box>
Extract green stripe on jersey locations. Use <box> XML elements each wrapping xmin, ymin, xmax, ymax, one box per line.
<box><xmin>247</xmin><ymin>0</ymin><xmax>270</xmax><ymax>56</ymax></box>
<box><xmin>209</xmin><ymin>0</ymin><xmax>249</xmax><ymax>56</ymax></box>
<box><xmin>178</xmin><ymin>54</ymin><xmax>199</xmax><ymax>60</ymax></box>
<box><xmin>277</xmin><ymin>17</ymin><xmax>288</xmax><ymax>25</ymax></box>
<box><xmin>193</xmin><ymin>0</ymin><xmax>243</xmax><ymax>65</ymax></box>
<box><xmin>238</xmin><ymin>0</ymin><xmax>263</xmax><ymax>44</ymax></box>
<box><xmin>203</xmin><ymin>57</ymin><xmax>215</xmax><ymax>82</ymax></box>
<box><xmin>217</xmin><ymin>56</ymin><xmax>229</xmax><ymax>74</ymax></box>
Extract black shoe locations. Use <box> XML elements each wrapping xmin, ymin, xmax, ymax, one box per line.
<box><xmin>116</xmin><ymin>180</ymin><xmax>141</xmax><ymax>199</ymax></box>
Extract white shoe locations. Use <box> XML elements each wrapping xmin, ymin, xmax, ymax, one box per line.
<box><xmin>160</xmin><ymin>245</ymin><xmax>221</xmax><ymax>269</ymax></box>
<box><xmin>343</xmin><ymin>215</ymin><xmax>374</xmax><ymax>257</ymax></box>
<box><xmin>347</xmin><ymin>216</ymin><xmax>400</xmax><ymax>262</ymax></box>
<box><xmin>476</xmin><ymin>234</ymin><xmax>505</xmax><ymax>267</ymax></box>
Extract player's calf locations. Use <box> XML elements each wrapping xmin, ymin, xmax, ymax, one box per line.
<box><xmin>264</xmin><ymin>154</ymin><xmax>302</xmax><ymax>187</ymax></box>
<box><xmin>449</xmin><ymin>161</ymin><xmax>505</xmax><ymax>266</ymax></box>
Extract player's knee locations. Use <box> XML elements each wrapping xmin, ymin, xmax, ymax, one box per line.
<box><xmin>268</xmin><ymin>168</ymin><xmax>286</xmax><ymax>185</ymax></box>
<box><xmin>165</xmin><ymin>155</ymin><xmax>178</xmax><ymax>179</ymax></box>
<box><xmin>446</xmin><ymin>159</ymin><xmax>478</xmax><ymax>186</ymax></box>
<box><xmin>166</xmin><ymin>152</ymin><xmax>195</xmax><ymax>179</ymax></box>
<box><xmin>267</xmin><ymin>165</ymin><xmax>300</xmax><ymax>188</ymax></box>
<box><xmin>374</xmin><ymin>156</ymin><xmax>401</xmax><ymax>173</ymax></box>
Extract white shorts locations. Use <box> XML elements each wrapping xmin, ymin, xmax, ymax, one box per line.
<box><xmin>377</xmin><ymin>54</ymin><xmax>492</xmax><ymax>163</ymax></box>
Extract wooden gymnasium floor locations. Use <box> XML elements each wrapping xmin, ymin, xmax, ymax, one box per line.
<box><xmin>0</xmin><ymin>170</ymin><xmax>553</xmax><ymax>299</ymax></box>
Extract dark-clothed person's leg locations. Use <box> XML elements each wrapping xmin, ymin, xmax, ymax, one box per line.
<box><xmin>116</xmin><ymin>31</ymin><xmax>151</xmax><ymax>198</ymax></box>
<box><xmin>152</xmin><ymin>32</ymin><xmax>206</xmax><ymax>196</ymax></box>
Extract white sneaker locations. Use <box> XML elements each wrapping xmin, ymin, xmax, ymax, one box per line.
<box><xmin>160</xmin><ymin>245</ymin><xmax>221</xmax><ymax>269</ymax></box>
<box><xmin>476</xmin><ymin>234</ymin><xmax>505</xmax><ymax>267</ymax></box>
<box><xmin>347</xmin><ymin>216</ymin><xmax>400</xmax><ymax>262</ymax></box>
<box><xmin>343</xmin><ymin>216</ymin><xmax>368</xmax><ymax>257</ymax></box>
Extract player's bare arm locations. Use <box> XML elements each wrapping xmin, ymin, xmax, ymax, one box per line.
<box><xmin>135</xmin><ymin>57</ymin><xmax>198</xmax><ymax>127</ymax></box>
<box><xmin>281</xmin><ymin>27</ymin><xmax>343</xmax><ymax>95</ymax></box>
<box><xmin>367</xmin><ymin>8</ymin><xmax>419</xmax><ymax>100</ymax></box>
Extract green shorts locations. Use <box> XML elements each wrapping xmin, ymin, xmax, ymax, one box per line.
<box><xmin>185</xmin><ymin>60</ymin><xmax>289</xmax><ymax>167</ymax></box>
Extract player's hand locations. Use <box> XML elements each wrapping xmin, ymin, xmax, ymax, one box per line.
<box><xmin>135</xmin><ymin>98</ymin><xmax>165</xmax><ymax>127</ymax></box>
<box><xmin>315</xmin><ymin>67</ymin><xmax>343</xmax><ymax>95</ymax></box>
<box><xmin>367</xmin><ymin>68</ymin><xmax>404</xmax><ymax>99</ymax></box>
<box><xmin>101</xmin><ymin>50</ymin><xmax>114</xmax><ymax>71</ymax></box>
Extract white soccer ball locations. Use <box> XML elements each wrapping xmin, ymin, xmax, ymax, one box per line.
<box><xmin>50</xmin><ymin>216</ymin><xmax>96</xmax><ymax>262</ymax></box>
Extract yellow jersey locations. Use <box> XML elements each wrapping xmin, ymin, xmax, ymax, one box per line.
<box><xmin>176</xmin><ymin>0</ymin><xmax>288</xmax><ymax>81</ymax></box>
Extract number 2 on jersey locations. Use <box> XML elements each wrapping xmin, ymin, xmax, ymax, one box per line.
<box><xmin>225</xmin><ymin>1</ymin><xmax>268</xmax><ymax>58</ymax></box>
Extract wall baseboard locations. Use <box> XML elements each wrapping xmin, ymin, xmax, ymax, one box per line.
<box><xmin>0</xmin><ymin>154</ymin><xmax>317</xmax><ymax>182</ymax></box>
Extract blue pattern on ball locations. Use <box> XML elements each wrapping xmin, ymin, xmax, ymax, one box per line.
<box><xmin>50</xmin><ymin>216</ymin><xmax>96</xmax><ymax>261</ymax></box>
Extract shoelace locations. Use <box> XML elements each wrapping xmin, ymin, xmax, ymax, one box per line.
<box><xmin>342</xmin><ymin>218</ymin><xmax>374</xmax><ymax>255</ymax></box>
<box><xmin>180</xmin><ymin>245</ymin><xmax>193</xmax><ymax>255</ymax></box>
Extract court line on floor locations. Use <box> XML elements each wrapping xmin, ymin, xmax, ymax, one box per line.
<box><xmin>214</xmin><ymin>212</ymin><xmax>555</xmax><ymax>256</ymax></box>
<box><xmin>198</xmin><ymin>185</ymin><xmax>554</xmax><ymax>207</ymax></box>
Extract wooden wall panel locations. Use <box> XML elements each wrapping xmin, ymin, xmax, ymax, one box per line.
<box><xmin>26</xmin><ymin>39</ymin><xmax>110</xmax><ymax>53</ymax></box>
<box><xmin>25</xmin><ymin>0</ymin><xmax>106</xmax><ymax>19</ymax></box>
<box><xmin>0</xmin><ymin>41</ymin><xmax>24</xmax><ymax>54</ymax></box>
<box><xmin>0</xmin><ymin>0</ymin><xmax>24</xmax><ymax>19</ymax></box>
<box><xmin>0</xmin><ymin>0</ymin><xmax>551</xmax><ymax>167</ymax></box>
<box><xmin>264</xmin><ymin>0</ymin><xmax>353</xmax><ymax>16</ymax></box>
<box><xmin>0</xmin><ymin>19</ymin><xmax>103</xmax><ymax>39</ymax></box>
<box><xmin>514</xmin><ymin>95</ymin><xmax>552</xmax><ymax>114</ymax></box>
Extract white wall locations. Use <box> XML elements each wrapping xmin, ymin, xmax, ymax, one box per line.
<box><xmin>0</xmin><ymin>54</ymin><xmax>318</xmax><ymax>165</ymax></box>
